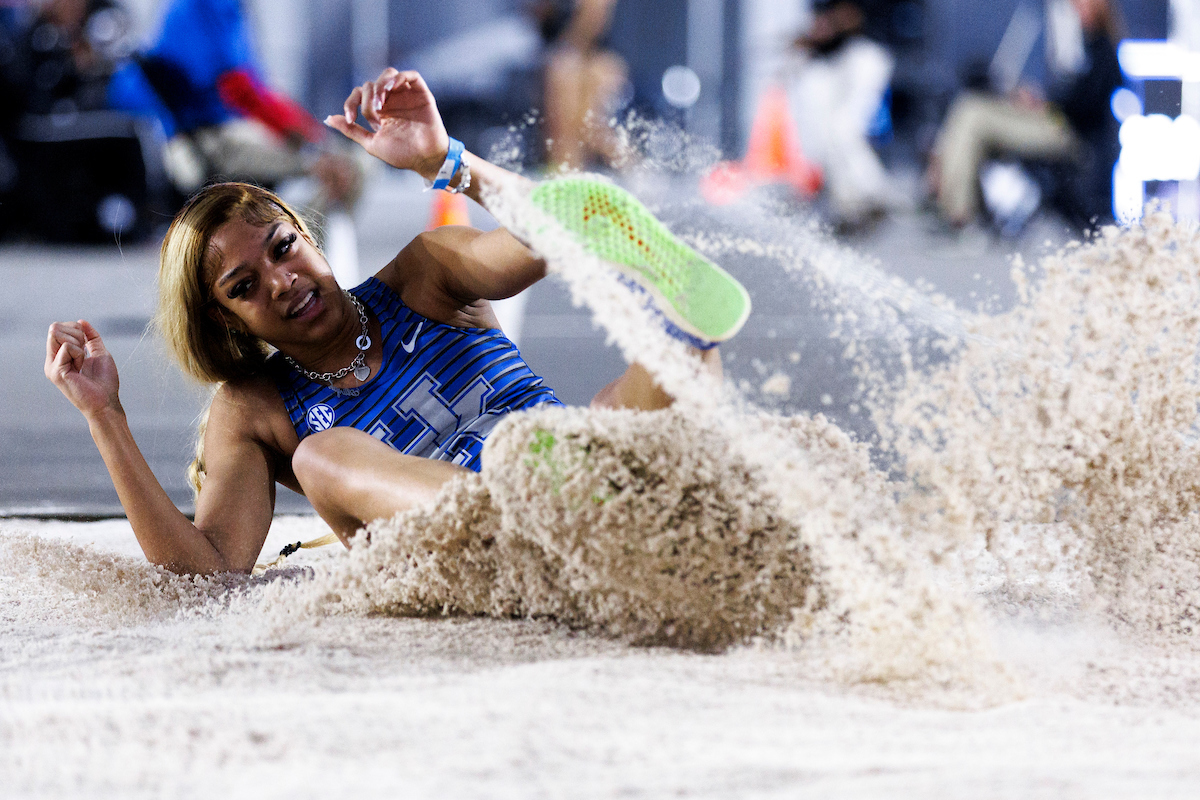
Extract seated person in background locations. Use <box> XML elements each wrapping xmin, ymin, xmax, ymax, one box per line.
<box><xmin>786</xmin><ymin>0</ymin><xmax>903</xmax><ymax>229</ymax></box>
<box><xmin>108</xmin><ymin>0</ymin><xmax>359</xmax><ymax>213</ymax></box>
<box><xmin>0</xmin><ymin>0</ymin><xmax>130</xmax><ymax>118</ymax></box>
<box><xmin>0</xmin><ymin>0</ymin><xmax>140</xmax><ymax>241</ymax></box>
<box><xmin>534</xmin><ymin>0</ymin><xmax>632</xmax><ymax>171</ymax></box>
<box><xmin>927</xmin><ymin>0</ymin><xmax>1122</xmax><ymax>228</ymax></box>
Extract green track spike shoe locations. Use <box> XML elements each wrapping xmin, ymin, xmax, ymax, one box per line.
<box><xmin>530</xmin><ymin>178</ymin><xmax>751</xmax><ymax>349</ymax></box>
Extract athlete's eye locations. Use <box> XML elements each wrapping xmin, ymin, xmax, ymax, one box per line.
<box><xmin>228</xmin><ymin>278</ymin><xmax>253</xmax><ymax>300</ymax></box>
<box><xmin>274</xmin><ymin>232</ymin><xmax>297</xmax><ymax>260</ymax></box>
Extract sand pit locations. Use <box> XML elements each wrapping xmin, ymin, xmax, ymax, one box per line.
<box><xmin>9</xmin><ymin>174</ymin><xmax>1200</xmax><ymax>795</ymax></box>
<box><xmin>3</xmin><ymin>517</ymin><xmax>1200</xmax><ymax>798</ymax></box>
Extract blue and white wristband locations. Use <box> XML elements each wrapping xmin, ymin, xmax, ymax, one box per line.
<box><xmin>426</xmin><ymin>137</ymin><xmax>468</xmax><ymax>192</ymax></box>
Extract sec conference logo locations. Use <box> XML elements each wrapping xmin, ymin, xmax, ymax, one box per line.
<box><xmin>306</xmin><ymin>404</ymin><xmax>336</xmax><ymax>432</ymax></box>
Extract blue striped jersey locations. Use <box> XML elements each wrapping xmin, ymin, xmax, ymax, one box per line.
<box><xmin>272</xmin><ymin>276</ymin><xmax>562</xmax><ymax>472</ymax></box>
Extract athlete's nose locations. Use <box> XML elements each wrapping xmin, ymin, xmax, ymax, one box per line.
<box><xmin>267</xmin><ymin>263</ymin><xmax>297</xmax><ymax>298</ymax></box>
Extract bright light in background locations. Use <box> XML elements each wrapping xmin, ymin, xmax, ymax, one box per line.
<box><xmin>1110</xmin><ymin>87</ymin><xmax>1142</xmax><ymax>122</ymax></box>
<box><xmin>1113</xmin><ymin>36</ymin><xmax>1200</xmax><ymax>224</ymax></box>
<box><xmin>1119</xmin><ymin>113</ymin><xmax>1200</xmax><ymax>182</ymax></box>
<box><xmin>1118</xmin><ymin>40</ymin><xmax>1200</xmax><ymax>80</ymax></box>
<box><xmin>1114</xmin><ymin>162</ymin><xmax>1146</xmax><ymax>224</ymax></box>
<box><xmin>662</xmin><ymin>65</ymin><xmax>702</xmax><ymax>109</ymax></box>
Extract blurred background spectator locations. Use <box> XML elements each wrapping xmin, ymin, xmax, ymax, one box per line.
<box><xmin>0</xmin><ymin>0</ymin><xmax>1185</xmax><ymax>244</ymax></box>
<box><xmin>927</xmin><ymin>0</ymin><xmax>1123</xmax><ymax>231</ymax></box>
<box><xmin>536</xmin><ymin>0</ymin><xmax>633</xmax><ymax>171</ymax></box>
<box><xmin>108</xmin><ymin>0</ymin><xmax>361</xmax><ymax>215</ymax></box>
<box><xmin>0</xmin><ymin>0</ymin><xmax>147</xmax><ymax>242</ymax></box>
<box><xmin>785</xmin><ymin>0</ymin><xmax>907</xmax><ymax>229</ymax></box>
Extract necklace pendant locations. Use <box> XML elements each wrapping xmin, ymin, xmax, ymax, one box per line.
<box><xmin>353</xmin><ymin>364</ymin><xmax>371</xmax><ymax>382</ymax></box>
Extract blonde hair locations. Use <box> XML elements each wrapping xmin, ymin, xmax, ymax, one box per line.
<box><xmin>156</xmin><ymin>182</ymin><xmax>319</xmax><ymax>494</ymax></box>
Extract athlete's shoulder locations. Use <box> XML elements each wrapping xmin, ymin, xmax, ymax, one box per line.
<box><xmin>208</xmin><ymin>375</ymin><xmax>297</xmax><ymax>453</ymax></box>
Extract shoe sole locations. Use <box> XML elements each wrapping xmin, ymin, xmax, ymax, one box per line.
<box><xmin>530</xmin><ymin>178</ymin><xmax>751</xmax><ymax>348</ymax></box>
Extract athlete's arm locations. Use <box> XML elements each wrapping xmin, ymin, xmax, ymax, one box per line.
<box><xmin>326</xmin><ymin>67</ymin><xmax>554</xmax><ymax>306</ymax></box>
<box><xmin>44</xmin><ymin>321</ymin><xmax>277</xmax><ymax>574</ymax></box>
<box><xmin>399</xmin><ymin>226</ymin><xmax>548</xmax><ymax>305</ymax></box>
<box><xmin>188</xmin><ymin>379</ymin><xmax>293</xmax><ymax>572</ymax></box>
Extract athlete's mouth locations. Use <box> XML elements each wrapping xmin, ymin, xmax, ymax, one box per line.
<box><xmin>287</xmin><ymin>289</ymin><xmax>318</xmax><ymax>319</ymax></box>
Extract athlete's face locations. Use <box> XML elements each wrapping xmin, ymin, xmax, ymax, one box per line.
<box><xmin>205</xmin><ymin>216</ymin><xmax>344</xmax><ymax>348</ymax></box>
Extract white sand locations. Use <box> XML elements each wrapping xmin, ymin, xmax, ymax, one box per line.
<box><xmin>1</xmin><ymin>518</ymin><xmax>1198</xmax><ymax>798</ymax></box>
<box><xmin>9</xmin><ymin>177</ymin><xmax>1200</xmax><ymax>796</ymax></box>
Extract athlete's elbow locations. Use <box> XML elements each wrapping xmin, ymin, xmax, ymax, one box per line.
<box><xmin>147</xmin><ymin>548</ymin><xmax>240</xmax><ymax>576</ymax></box>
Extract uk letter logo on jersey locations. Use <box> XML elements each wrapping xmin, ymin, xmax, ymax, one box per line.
<box><xmin>376</xmin><ymin>372</ymin><xmax>506</xmax><ymax>462</ymax></box>
<box><xmin>306</xmin><ymin>403</ymin><xmax>336</xmax><ymax>433</ymax></box>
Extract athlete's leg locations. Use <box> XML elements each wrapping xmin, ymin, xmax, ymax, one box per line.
<box><xmin>291</xmin><ymin>427</ymin><xmax>471</xmax><ymax>543</ymax></box>
<box><xmin>545</xmin><ymin>46</ymin><xmax>588</xmax><ymax>169</ymax></box>
<box><xmin>530</xmin><ymin>179</ymin><xmax>752</xmax><ymax>347</ymax></box>
<box><xmin>581</xmin><ymin>50</ymin><xmax>631</xmax><ymax>167</ymax></box>
<box><xmin>591</xmin><ymin>348</ymin><xmax>722</xmax><ymax>411</ymax></box>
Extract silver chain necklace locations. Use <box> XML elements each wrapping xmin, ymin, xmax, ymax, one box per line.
<box><xmin>285</xmin><ymin>291</ymin><xmax>373</xmax><ymax>389</ymax></box>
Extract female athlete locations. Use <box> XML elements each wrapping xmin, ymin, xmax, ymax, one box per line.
<box><xmin>44</xmin><ymin>69</ymin><xmax>747</xmax><ymax>575</ymax></box>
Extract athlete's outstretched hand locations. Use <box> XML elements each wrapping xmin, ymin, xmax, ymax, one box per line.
<box><xmin>45</xmin><ymin>320</ymin><xmax>121</xmax><ymax>418</ymax></box>
<box><xmin>325</xmin><ymin>69</ymin><xmax>450</xmax><ymax>181</ymax></box>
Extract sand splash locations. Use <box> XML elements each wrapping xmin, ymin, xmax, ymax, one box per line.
<box><xmin>882</xmin><ymin>212</ymin><xmax>1200</xmax><ymax>647</ymax></box>
<box><xmin>239</xmin><ymin>178</ymin><xmax>1006</xmax><ymax>697</ymax></box>
<box><xmin>7</xmin><ymin>170</ymin><xmax>1200</xmax><ymax>702</ymax></box>
<box><xmin>0</xmin><ymin>533</ymin><xmax>250</xmax><ymax>626</ymax></box>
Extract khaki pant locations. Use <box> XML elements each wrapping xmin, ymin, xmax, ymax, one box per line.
<box><xmin>934</xmin><ymin>92</ymin><xmax>1078</xmax><ymax>223</ymax></box>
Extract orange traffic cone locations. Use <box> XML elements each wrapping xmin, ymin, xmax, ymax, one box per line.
<box><xmin>743</xmin><ymin>84</ymin><xmax>822</xmax><ymax>194</ymax></box>
<box><xmin>700</xmin><ymin>84</ymin><xmax>822</xmax><ymax>206</ymax></box>
<box><xmin>427</xmin><ymin>190</ymin><xmax>471</xmax><ymax>230</ymax></box>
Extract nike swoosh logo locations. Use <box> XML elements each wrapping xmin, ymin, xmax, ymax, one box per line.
<box><xmin>401</xmin><ymin>321</ymin><xmax>423</xmax><ymax>354</ymax></box>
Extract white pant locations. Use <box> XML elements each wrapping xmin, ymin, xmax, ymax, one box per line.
<box><xmin>786</xmin><ymin>37</ymin><xmax>896</xmax><ymax>221</ymax></box>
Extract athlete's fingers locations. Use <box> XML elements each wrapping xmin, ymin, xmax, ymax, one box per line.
<box><xmin>360</xmin><ymin>81</ymin><xmax>380</xmax><ymax>127</ymax></box>
<box><xmin>49</xmin><ymin>333</ymin><xmax>78</xmax><ymax>378</ymax></box>
<box><xmin>391</xmin><ymin>70</ymin><xmax>428</xmax><ymax>90</ymax></box>
<box><xmin>46</xmin><ymin>323</ymin><xmax>63</xmax><ymax>362</ymax></box>
<box><xmin>46</xmin><ymin>322</ymin><xmax>83</xmax><ymax>362</ymax></box>
<box><xmin>374</xmin><ymin>66</ymin><xmax>400</xmax><ymax>86</ymax></box>
<box><xmin>343</xmin><ymin>85</ymin><xmax>363</xmax><ymax>125</ymax></box>
<box><xmin>44</xmin><ymin>335</ymin><xmax>72</xmax><ymax>380</ymax></box>
<box><xmin>324</xmin><ymin>114</ymin><xmax>371</xmax><ymax>146</ymax></box>
<box><xmin>372</xmin><ymin>75</ymin><xmax>396</xmax><ymax>114</ymax></box>
<box><xmin>372</xmin><ymin>67</ymin><xmax>399</xmax><ymax>98</ymax></box>
<box><xmin>55</xmin><ymin>330</ymin><xmax>85</xmax><ymax>354</ymax></box>
<box><xmin>49</xmin><ymin>320</ymin><xmax>83</xmax><ymax>338</ymax></box>
<box><xmin>393</xmin><ymin>70</ymin><xmax>435</xmax><ymax>104</ymax></box>
<box><xmin>65</xmin><ymin>343</ymin><xmax>85</xmax><ymax>372</ymax></box>
<box><xmin>79</xmin><ymin>320</ymin><xmax>109</xmax><ymax>357</ymax></box>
